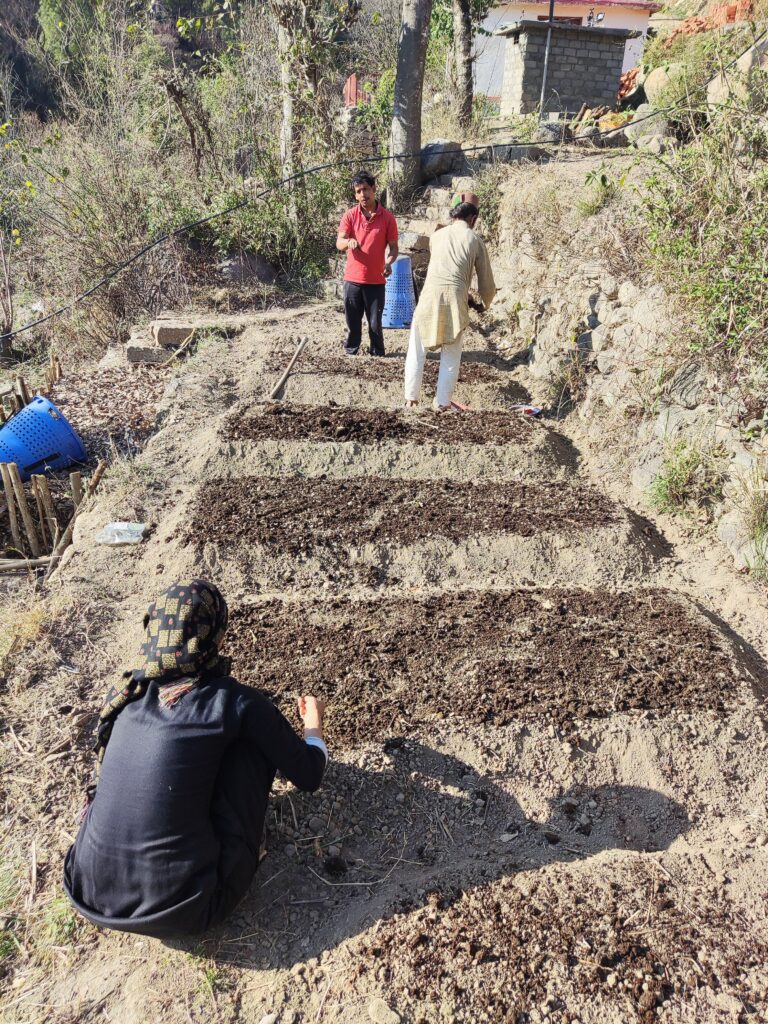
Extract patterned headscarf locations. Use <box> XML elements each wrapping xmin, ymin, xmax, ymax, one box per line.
<box><xmin>93</xmin><ymin>580</ymin><xmax>230</xmax><ymax>764</ymax></box>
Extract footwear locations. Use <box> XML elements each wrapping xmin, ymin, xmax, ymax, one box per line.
<box><xmin>344</xmin><ymin>348</ymin><xmax>359</xmax><ymax>357</ymax></box>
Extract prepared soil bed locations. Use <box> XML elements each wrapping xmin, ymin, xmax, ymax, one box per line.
<box><xmin>226</xmin><ymin>589</ymin><xmax>737</xmax><ymax>745</ymax></box>
<box><xmin>189</xmin><ymin>477</ymin><xmax>619</xmax><ymax>552</ymax></box>
<box><xmin>262</xmin><ymin>352</ymin><xmax>525</xmax><ymax>390</ymax></box>
<box><xmin>348</xmin><ymin>861</ymin><xmax>766</xmax><ymax>1023</ymax></box>
<box><xmin>225</xmin><ymin>403</ymin><xmax>543</xmax><ymax>446</ymax></box>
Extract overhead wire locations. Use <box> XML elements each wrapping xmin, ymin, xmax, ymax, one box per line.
<box><xmin>1</xmin><ymin>26</ymin><xmax>764</xmax><ymax>347</ymax></box>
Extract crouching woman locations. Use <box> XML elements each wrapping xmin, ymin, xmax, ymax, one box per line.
<box><xmin>63</xmin><ymin>580</ymin><xmax>327</xmax><ymax>938</ymax></box>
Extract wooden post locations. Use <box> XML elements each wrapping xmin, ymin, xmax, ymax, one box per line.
<box><xmin>0</xmin><ymin>462</ymin><xmax>23</xmax><ymax>554</ymax></box>
<box><xmin>33</xmin><ymin>475</ymin><xmax>58</xmax><ymax>552</ymax></box>
<box><xmin>16</xmin><ymin>377</ymin><xmax>31</xmax><ymax>407</ymax></box>
<box><xmin>54</xmin><ymin>355</ymin><xmax>63</xmax><ymax>381</ymax></box>
<box><xmin>7</xmin><ymin>463</ymin><xmax>41</xmax><ymax>558</ymax></box>
<box><xmin>31</xmin><ymin>476</ymin><xmax>50</xmax><ymax>549</ymax></box>
<box><xmin>69</xmin><ymin>471</ymin><xmax>83</xmax><ymax>508</ymax></box>
<box><xmin>45</xmin><ymin>460</ymin><xmax>107</xmax><ymax>580</ymax></box>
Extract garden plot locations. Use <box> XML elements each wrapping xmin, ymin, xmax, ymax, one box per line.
<box><xmin>215</xmin><ymin>403</ymin><xmax>574</xmax><ymax>483</ymax></box>
<box><xmin>224</xmin><ymin>589</ymin><xmax>740</xmax><ymax>748</ymax></box>
<box><xmin>248</xmin><ymin>350</ymin><xmax>530</xmax><ymax>409</ymax></box>
<box><xmin>188</xmin><ymin>476</ymin><xmax>657</xmax><ymax>591</ymax></box>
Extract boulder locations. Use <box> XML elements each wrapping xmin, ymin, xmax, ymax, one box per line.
<box><xmin>420</xmin><ymin>140</ymin><xmax>462</xmax><ymax>180</ymax></box>
<box><xmin>219</xmin><ymin>252</ymin><xmax>278</xmax><ymax>285</ymax></box>
<box><xmin>486</xmin><ymin>143</ymin><xmax>549</xmax><ymax>164</ymax></box>
<box><xmin>533</xmin><ymin>122</ymin><xmax>572</xmax><ymax>145</ymax></box>
<box><xmin>624</xmin><ymin>104</ymin><xmax>668</xmax><ymax>143</ymax></box>
<box><xmin>667</xmin><ymin>361</ymin><xmax>706</xmax><ymax>409</ymax></box>
<box><xmin>717</xmin><ymin>510</ymin><xmax>764</xmax><ymax>571</ymax></box>
<box><xmin>644</xmin><ymin>63</ymin><xmax>686</xmax><ymax>104</ymax></box>
<box><xmin>708</xmin><ymin>37</ymin><xmax>768</xmax><ymax>108</ymax></box>
<box><xmin>635</xmin><ymin>134</ymin><xmax>668</xmax><ymax>156</ymax></box>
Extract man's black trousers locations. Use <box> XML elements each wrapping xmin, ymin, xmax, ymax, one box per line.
<box><xmin>343</xmin><ymin>282</ymin><xmax>386</xmax><ymax>356</ymax></box>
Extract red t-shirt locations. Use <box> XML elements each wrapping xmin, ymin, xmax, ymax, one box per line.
<box><xmin>338</xmin><ymin>202</ymin><xmax>398</xmax><ymax>285</ymax></box>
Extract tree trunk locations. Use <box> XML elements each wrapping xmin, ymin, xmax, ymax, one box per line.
<box><xmin>453</xmin><ymin>0</ymin><xmax>473</xmax><ymax>133</ymax></box>
<box><xmin>389</xmin><ymin>0</ymin><xmax>434</xmax><ymax>211</ymax></box>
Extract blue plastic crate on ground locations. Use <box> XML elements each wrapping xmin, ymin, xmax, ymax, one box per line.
<box><xmin>0</xmin><ymin>396</ymin><xmax>87</xmax><ymax>480</ymax></box>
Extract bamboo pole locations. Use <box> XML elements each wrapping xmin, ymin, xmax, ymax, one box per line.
<box><xmin>7</xmin><ymin>463</ymin><xmax>41</xmax><ymax>557</ymax></box>
<box><xmin>0</xmin><ymin>555</ymin><xmax>52</xmax><ymax>572</ymax></box>
<box><xmin>269</xmin><ymin>336</ymin><xmax>309</xmax><ymax>400</ymax></box>
<box><xmin>45</xmin><ymin>460</ymin><xmax>107</xmax><ymax>580</ymax></box>
<box><xmin>34</xmin><ymin>475</ymin><xmax>58</xmax><ymax>552</ymax></box>
<box><xmin>69</xmin><ymin>471</ymin><xmax>83</xmax><ymax>508</ymax></box>
<box><xmin>16</xmin><ymin>377</ymin><xmax>31</xmax><ymax>407</ymax></box>
<box><xmin>0</xmin><ymin>462</ymin><xmax>23</xmax><ymax>553</ymax></box>
<box><xmin>31</xmin><ymin>476</ymin><xmax>50</xmax><ymax>549</ymax></box>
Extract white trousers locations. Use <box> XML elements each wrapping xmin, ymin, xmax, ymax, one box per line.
<box><xmin>404</xmin><ymin>322</ymin><xmax>464</xmax><ymax>408</ymax></box>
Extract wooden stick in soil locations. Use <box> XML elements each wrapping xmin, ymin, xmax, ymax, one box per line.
<box><xmin>7</xmin><ymin>463</ymin><xmax>41</xmax><ymax>557</ymax></box>
<box><xmin>35</xmin><ymin>475</ymin><xmax>59</xmax><ymax>551</ymax></box>
<box><xmin>70</xmin><ymin>470</ymin><xmax>83</xmax><ymax>507</ymax></box>
<box><xmin>269</xmin><ymin>336</ymin><xmax>309</xmax><ymax>400</ymax></box>
<box><xmin>160</xmin><ymin>330</ymin><xmax>195</xmax><ymax>369</ymax></box>
<box><xmin>45</xmin><ymin>460</ymin><xmax>108</xmax><ymax>580</ymax></box>
<box><xmin>30</xmin><ymin>476</ymin><xmax>50</xmax><ymax>550</ymax></box>
<box><xmin>54</xmin><ymin>355</ymin><xmax>63</xmax><ymax>381</ymax></box>
<box><xmin>0</xmin><ymin>555</ymin><xmax>52</xmax><ymax>572</ymax></box>
<box><xmin>0</xmin><ymin>462</ymin><xmax>23</xmax><ymax>554</ymax></box>
<box><xmin>16</xmin><ymin>377</ymin><xmax>31</xmax><ymax>407</ymax></box>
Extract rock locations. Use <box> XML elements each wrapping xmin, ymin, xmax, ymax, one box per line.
<box><xmin>486</xmin><ymin>143</ymin><xmax>548</xmax><ymax>164</ymax></box>
<box><xmin>708</xmin><ymin>37</ymin><xmax>768</xmax><ymax>108</ymax></box>
<box><xmin>368</xmin><ymin>998</ymin><xmax>401</xmax><ymax>1024</ymax></box>
<box><xmin>756</xmin><ymin>834</ymin><xmax>768</xmax><ymax>847</ymax></box>
<box><xmin>258</xmin><ymin>1015</ymin><xmax>278</xmax><ymax>1024</ymax></box>
<box><xmin>151</xmin><ymin>320</ymin><xmax>196</xmax><ymax>348</ymax></box>
<box><xmin>533</xmin><ymin>122</ymin><xmax>572</xmax><ymax>145</ymax></box>
<box><xmin>219</xmin><ymin>252</ymin><xmax>278</xmax><ymax>285</ymax></box>
<box><xmin>717</xmin><ymin>511</ymin><xmax>764</xmax><ymax>570</ymax></box>
<box><xmin>635</xmin><ymin>134</ymin><xmax>667</xmax><ymax>156</ymax></box>
<box><xmin>617</xmin><ymin>281</ymin><xmax>638</xmax><ymax>305</ymax></box>
<box><xmin>668</xmin><ymin>361</ymin><xmax>705</xmax><ymax>409</ymax></box>
<box><xmin>644</xmin><ymin>63</ymin><xmax>685</xmax><ymax>104</ymax></box>
<box><xmin>596</xmin><ymin>350</ymin><xmax>617</xmax><ymax>374</ymax></box>
<box><xmin>631</xmin><ymin>455</ymin><xmax>663</xmax><ymax>492</ymax></box>
<box><xmin>599</xmin><ymin>275</ymin><xmax>619</xmax><ymax>300</ymax></box>
<box><xmin>126</xmin><ymin>345</ymin><xmax>170</xmax><ymax>365</ymax></box>
<box><xmin>624</xmin><ymin>104</ymin><xmax>668</xmax><ymax>143</ymax></box>
<box><xmin>308</xmin><ymin>816</ymin><xmax>325</xmax><ymax>833</ymax></box>
<box><xmin>421</xmin><ymin>140</ymin><xmax>462</xmax><ymax>180</ymax></box>
<box><xmin>590</xmin><ymin>325</ymin><xmax>611</xmax><ymax>353</ymax></box>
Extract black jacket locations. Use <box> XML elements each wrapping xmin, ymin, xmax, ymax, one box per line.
<box><xmin>63</xmin><ymin>677</ymin><xmax>325</xmax><ymax>935</ymax></box>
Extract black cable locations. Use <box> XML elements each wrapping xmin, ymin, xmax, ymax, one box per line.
<box><xmin>1</xmin><ymin>26</ymin><xmax>764</xmax><ymax>345</ymax></box>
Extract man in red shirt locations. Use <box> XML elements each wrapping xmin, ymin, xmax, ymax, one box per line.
<box><xmin>336</xmin><ymin>172</ymin><xmax>398</xmax><ymax>356</ymax></box>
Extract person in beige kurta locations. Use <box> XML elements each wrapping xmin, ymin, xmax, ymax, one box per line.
<box><xmin>404</xmin><ymin>192</ymin><xmax>496</xmax><ymax>411</ymax></box>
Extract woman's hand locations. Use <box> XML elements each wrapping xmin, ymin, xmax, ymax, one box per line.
<box><xmin>298</xmin><ymin>696</ymin><xmax>325</xmax><ymax>736</ymax></box>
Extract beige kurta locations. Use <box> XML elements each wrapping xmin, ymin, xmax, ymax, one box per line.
<box><xmin>413</xmin><ymin>220</ymin><xmax>497</xmax><ymax>351</ymax></box>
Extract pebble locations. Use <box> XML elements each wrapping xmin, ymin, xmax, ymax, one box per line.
<box><xmin>368</xmin><ymin>998</ymin><xmax>401</xmax><ymax>1023</ymax></box>
<box><xmin>308</xmin><ymin>816</ymin><xmax>325</xmax><ymax>833</ymax></box>
<box><xmin>606</xmin><ymin>972</ymin><xmax>618</xmax><ymax>988</ymax></box>
<box><xmin>326</xmin><ymin>845</ymin><xmax>340</xmax><ymax>857</ymax></box>
<box><xmin>756</xmin><ymin>834</ymin><xmax>768</xmax><ymax>847</ymax></box>
<box><xmin>396</xmin><ymin>792</ymin><xmax>406</xmax><ymax>803</ymax></box>
<box><xmin>258</xmin><ymin>1015</ymin><xmax>278</xmax><ymax>1024</ymax></box>
<box><xmin>499</xmin><ymin>833</ymin><xmax>516</xmax><ymax>843</ymax></box>
<box><xmin>284</xmin><ymin>844</ymin><xmax>296</xmax><ymax>856</ymax></box>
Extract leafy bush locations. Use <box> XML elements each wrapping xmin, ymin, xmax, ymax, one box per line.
<box><xmin>648</xmin><ymin>440</ymin><xmax>727</xmax><ymax>518</ymax></box>
<box><xmin>641</xmin><ymin>67</ymin><xmax>768</xmax><ymax>367</ymax></box>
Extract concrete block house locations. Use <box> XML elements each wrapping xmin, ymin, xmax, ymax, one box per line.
<box><xmin>475</xmin><ymin>0</ymin><xmax>661</xmax><ymax>100</ymax></box>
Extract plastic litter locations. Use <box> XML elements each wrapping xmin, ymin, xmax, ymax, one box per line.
<box><xmin>509</xmin><ymin>404</ymin><xmax>543</xmax><ymax>417</ymax></box>
<box><xmin>95</xmin><ymin>522</ymin><xmax>148</xmax><ymax>546</ymax></box>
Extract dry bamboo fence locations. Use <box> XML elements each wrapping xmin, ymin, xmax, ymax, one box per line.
<box><xmin>0</xmin><ymin>369</ymin><xmax>103</xmax><ymax>573</ymax></box>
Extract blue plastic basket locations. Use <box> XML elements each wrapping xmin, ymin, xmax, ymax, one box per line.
<box><xmin>382</xmin><ymin>255</ymin><xmax>416</xmax><ymax>329</ymax></box>
<box><xmin>0</xmin><ymin>396</ymin><xmax>87</xmax><ymax>481</ymax></box>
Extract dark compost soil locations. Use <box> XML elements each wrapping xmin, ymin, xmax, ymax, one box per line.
<box><xmin>224</xmin><ymin>403</ymin><xmax>546</xmax><ymax>446</ymax></box>
<box><xmin>225</xmin><ymin>590</ymin><xmax>736</xmax><ymax>746</ymax></box>
<box><xmin>189</xmin><ymin>477</ymin><xmax>620</xmax><ymax>552</ymax></box>
<box><xmin>349</xmin><ymin>861</ymin><xmax>766</xmax><ymax>1023</ymax></box>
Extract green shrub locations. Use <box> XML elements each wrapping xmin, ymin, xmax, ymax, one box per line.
<box><xmin>648</xmin><ymin>440</ymin><xmax>727</xmax><ymax>518</ymax></box>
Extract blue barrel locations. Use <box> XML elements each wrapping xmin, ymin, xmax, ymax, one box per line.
<box><xmin>0</xmin><ymin>396</ymin><xmax>87</xmax><ymax>481</ymax></box>
<box><xmin>382</xmin><ymin>255</ymin><xmax>416</xmax><ymax>329</ymax></box>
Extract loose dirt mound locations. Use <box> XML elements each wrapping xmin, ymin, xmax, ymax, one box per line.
<box><xmin>348</xmin><ymin>860</ymin><xmax>766</xmax><ymax>1023</ymax></box>
<box><xmin>189</xmin><ymin>478</ymin><xmax>620</xmax><ymax>552</ymax></box>
<box><xmin>226</xmin><ymin>590</ymin><xmax>737</xmax><ymax>746</ymax></box>
<box><xmin>225</xmin><ymin>403</ymin><xmax>542</xmax><ymax>445</ymax></box>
